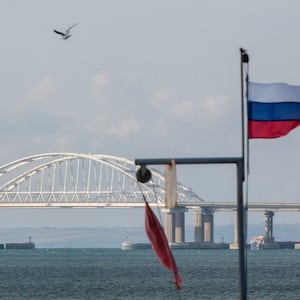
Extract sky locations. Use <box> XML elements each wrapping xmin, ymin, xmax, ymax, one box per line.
<box><xmin>0</xmin><ymin>0</ymin><xmax>300</xmax><ymax>233</ymax></box>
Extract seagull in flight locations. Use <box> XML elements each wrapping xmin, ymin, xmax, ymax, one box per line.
<box><xmin>53</xmin><ymin>23</ymin><xmax>78</xmax><ymax>40</ymax></box>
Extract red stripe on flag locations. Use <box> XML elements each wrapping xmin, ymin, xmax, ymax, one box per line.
<box><xmin>248</xmin><ymin>120</ymin><xmax>300</xmax><ymax>139</ymax></box>
<box><xmin>144</xmin><ymin>200</ymin><xmax>182</xmax><ymax>290</ymax></box>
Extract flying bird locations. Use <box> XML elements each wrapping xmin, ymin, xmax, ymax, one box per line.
<box><xmin>53</xmin><ymin>23</ymin><xmax>78</xmax><ymax>40</ymax></box>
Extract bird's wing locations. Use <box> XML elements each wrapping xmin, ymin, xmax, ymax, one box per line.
<box><xmin>53</xmin><ymin>29</ymin><xmax>66</xmax><ymax>36</ymax></box>
<box><xmin>66</xmin><ymin>22</ymin><xmax>78</xmax><ymax>34</ymax></box>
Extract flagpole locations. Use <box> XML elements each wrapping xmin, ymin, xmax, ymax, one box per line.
<box><xmin>239</xmin><ymin>48</ymin><xmax>249</xmax><ymax>300</ymax></box>
<box><xmin>240</xmin><ymin>48</ymin><xmax>249</xmax><ymax>166</ymax></box>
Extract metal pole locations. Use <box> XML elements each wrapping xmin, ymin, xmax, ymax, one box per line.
<box><xmin>240</xmin><ymin>48</ymin><xmax>246</xmax><ymax>167</ymax></box>
<box><xmin>240</xmin><ymin>48</ymin><xmax>249</xmax><ymax>179</ymax></box>
<box><xmin>239</xmin><ymin>47</ymin><xmax>249</xmax><ymax>300</ymax></box>
<box><xmin>237</xmin><ymin>160</ymin><xmax>246</xmax><ymax>300</ymax></box>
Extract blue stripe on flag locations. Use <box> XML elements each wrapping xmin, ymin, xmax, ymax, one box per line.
<box><xmin>248</xmin><ymin>101</ymin><xmax>300</xmax><ymax>121</ymax></box>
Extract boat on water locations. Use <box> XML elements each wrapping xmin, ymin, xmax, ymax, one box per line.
<box><xmin>250</xmin><ymin>235</ymin><xmax>264</xmax><ymax>250</ymax></box>
<box><xmin>122</xmin><ymin>238</ymin><xmax>230</xmax><ymax>250</ymax></box>
<box><xmin>121</xmin><ymin>237</ymin><xmax>151</xmax><ymax>250</ymax></box>
<box><xmin>121</xmin><ymin>237</ymin><xmax>133</xmax><ymax>250</ymax></box>
<box><xmin>249</xmin><ymin>235</ymin><xmax>282</xmax><ymax>250</ymax></box>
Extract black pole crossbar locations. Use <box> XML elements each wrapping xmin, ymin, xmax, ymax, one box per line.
<box><xmin>135</xmin><ymin>156</ymin><xmax>247</xmax><ymax>300</ymax></box>
<box><xmin>135</xmin><ymin>156</ymin><xmax>243</xmax><ymax>167</ymax></box>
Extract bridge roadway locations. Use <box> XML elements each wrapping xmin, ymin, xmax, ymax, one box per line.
<box><xmin>0</xmin><ymin>201</ymin><xmax>300</xmax><ymax>211</ymax></box>
<box><xmin>185</xmin><ymin>202</ymin><xmax>300</xmax><ymax>212</ymax></box>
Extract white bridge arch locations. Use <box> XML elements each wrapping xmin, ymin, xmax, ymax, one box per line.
<box><xmin>0</xmin><ymin>153</ymin><xmax>204</xmax><ymax>208</ymax></box>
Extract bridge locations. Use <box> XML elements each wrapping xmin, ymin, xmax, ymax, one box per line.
<box><xmin>0</xmin><ymin>153</ymin><xmax>298</xmax><ymax>246</ymax></box>
<box><xmin>0</xmin><ymin>153</ymin><xmax>202</xmax><ymax>207</ymax></box>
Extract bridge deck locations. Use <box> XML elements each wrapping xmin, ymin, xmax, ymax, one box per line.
<box><xmin>0</xmin><ymin>202</ymin><xmax>299</xmax><ymax>211</ymax></box>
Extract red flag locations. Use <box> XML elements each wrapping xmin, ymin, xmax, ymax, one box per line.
<box><xmin>144</xmin><ymin>200</ymin><xmax>182</xmax><ymax>290</ymax></box>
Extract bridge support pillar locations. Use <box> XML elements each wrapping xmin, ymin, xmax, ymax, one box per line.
<box><xmin>194</xmin><ymin>209</ymin><xmax>204</xmax><ymax>242</ymax></box>
<box><xmin>264</xmin><ymin>210</ymin><xmax>275</xmax><ymax>243</ymax></box>
<box><xmin>234</xmin><ymin>209</ymin><xmax>238</xmax><ymax>244</ymax></box>
<box><xmin>261</xmin><ymin>211</ymin><xmax>279</xmax><ymax>249</ymax></box>
<box><xmin>230</xmin><ymin>210</ymin><xmax>239</xmax><ymax>250</ymax></box>
<box><xmin>175</xmin><ymin>208</ymin><xmax>188</xmax><ymax>243</ymax></box>
<box><xmin>163</xmin><ymin>208</ymin><xmax>188</xmax><ymax>244</ymax></box>
<box><xmin>164</xmin><ymin>209</ymin><xmax>175</xmax><ymax>243</ymax></box>
<box><xmin>203</xmin><ymin>211</ymin><xmax>214</xmax><ymax>242</ymax></box>
<box><xmin>194</xmin><ymin>208</ymin><xmax>215</xmax><ymax>243</ymax></box>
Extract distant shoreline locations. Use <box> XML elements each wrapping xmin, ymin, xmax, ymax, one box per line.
<box><xmin>0</xmin><ymin>224</ymin><xmax>299</xmax><ymax>248</ymax></box>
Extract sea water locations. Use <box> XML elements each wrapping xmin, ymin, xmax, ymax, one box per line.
<box><xmin>0</xmin><ymin>248</ymin><xmax>299</xmax><ymax>299</ymax></box>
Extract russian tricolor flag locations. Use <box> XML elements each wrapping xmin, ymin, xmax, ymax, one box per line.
<box><xmin>248</xmin><ymin>82</ymin><xmax>300</xmax><ymax>139</ymax></box>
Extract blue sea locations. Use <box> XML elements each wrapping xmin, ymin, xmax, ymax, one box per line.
<box><xmin>0</xmin><ymin>248</ymin><xmax>299</xmax><ymax>299</ymax></box>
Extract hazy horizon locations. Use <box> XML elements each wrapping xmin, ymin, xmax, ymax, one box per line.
<box><xmin>1</xmin><ymin>224</ymin><xmax>299</xmax><ymax>248</ymax></box>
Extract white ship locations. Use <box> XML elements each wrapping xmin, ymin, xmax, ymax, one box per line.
<box><xmin>121</xmin><ymin>237</ymin><xmax>151</xmax><ymax>250</ymax></box>
<box><xmin>121</xmin><ymin>237</ymin><xmax>133</xmax><ymax>250</ymax></box>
